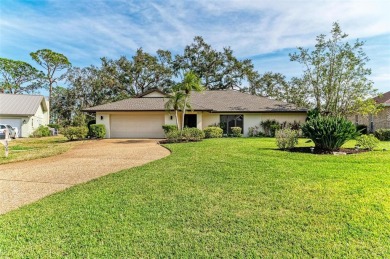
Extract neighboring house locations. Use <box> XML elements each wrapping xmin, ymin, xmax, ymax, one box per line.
<box><xmin>0</xmin><ymin>94</ymin><xmax>49</xmax><ymax>137</ymax></box>
<box><xmin>84</xmin><ymin>89</ymin><xmax>307</xmax><ymax>138</ymax></box>
<box><xmin>353</xmin><ymin>91</ymin><xmax>390</xmax><ymax>132</ymax></box>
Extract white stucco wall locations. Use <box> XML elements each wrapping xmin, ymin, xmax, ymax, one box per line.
<box><xmin>202</xmin><ymin>113</ymin><xmax>220</xmax><ymax>127</ymax></box>
<box><xmin>96</xmin><ymin>111</ymin><xmax>306</xmax><ymax>138</ymax></box>
<box><xmin>164</xmin><ymin>112</ymin><xmax>177</xmax><ymax>126</ymax></box>
<box><xmin>26</xmin><ymin>103</ymin><xmax>50</xmax><ymax>137</ymax></box>
<box><xmin>96</xmin><ymin>112</ymin><xmax>111</xmax><ymax>138</ymax></box>
<box><xmin>202</xmin><ymin>112</ymin><xmax>307</xmax><ymax>136</ymax></box>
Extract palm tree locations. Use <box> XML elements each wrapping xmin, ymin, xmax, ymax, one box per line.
<box><xmin>178</xmin><ymin>71</ymin><xmax>203</xmax><ymax>132</ymax></box>
<box><xmin>164</xmin><ymin>90</ymin><xmax>186</xmax><ymax>130</ymax></box>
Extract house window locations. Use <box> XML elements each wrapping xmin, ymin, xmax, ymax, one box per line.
<box><xmin>220</xmin><ymin>115</ymin><xmax>243</xmax><ymax>135</ymax></box>
<box><xmin>184</xmin><ymin>114</ymin><xmax>197</xmax><ymax>128</ymax></box>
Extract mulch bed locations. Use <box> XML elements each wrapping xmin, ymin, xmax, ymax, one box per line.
<box><xmin>288</xmin><ymin>147</ymin><xmax>369</xmax><ymax>155</ymax></box>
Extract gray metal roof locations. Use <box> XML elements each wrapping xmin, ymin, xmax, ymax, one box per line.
<box><xmin>84</xmin><ymin>90</ymin><xmax>307</xmax><ymax>113</ymax></box>
<box><xmin>0</xmin><ymin>94</ymin><xmax>47</xmax><ymax>116</ymax></box>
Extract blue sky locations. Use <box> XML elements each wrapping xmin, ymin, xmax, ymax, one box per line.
<box><xmin>0</xmin><ymin>0</ymin><xmax>389</xmax><ymax>93</ymax></box>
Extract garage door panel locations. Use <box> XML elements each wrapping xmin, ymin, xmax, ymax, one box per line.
<box><xmin>110</xmin><ymin>114</ymin><xmax>164</xmax><ymax>138</ymax></box>
<box><xmin>0</xmin><ymin>118</ymin><xmax>22</xmax><ymax>137</ymax></box>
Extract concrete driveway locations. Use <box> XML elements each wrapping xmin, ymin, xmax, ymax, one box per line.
<box><xmin>0</xmin><ymin>139</ymin><xmax>170</xmax><ymax>215</ymax></box>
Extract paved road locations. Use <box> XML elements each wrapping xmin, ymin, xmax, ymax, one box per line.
<box><xmin>0</xmin><ymin>139</ymin><xmax>170</xmax><ymax>214</ymax></box>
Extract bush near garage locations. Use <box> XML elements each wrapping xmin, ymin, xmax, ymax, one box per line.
<box><xmin>89</xmin><ymin>124</ymin><xmax>106</xmax><ymax>139</ymax></box>
<box><xmin>30</xmin><ymin>126</ymin><xmax>51</xmax><ymax>138</ymax></box>
<box><xmin>162</xmin><ymin>125</ymin><xmax>178</xmax><ymax>133</ymax></box>
<box><xmin>62</xmin><ymin>126</ymin><xmax>88</xmax><ymax>141</ymax></box>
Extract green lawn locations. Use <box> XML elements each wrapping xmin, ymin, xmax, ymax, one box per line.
<box><xmin>0</xmin><ymin>138</ymin><xmax>389</xmax><ymax>257</ymax></box>
<box><xmin>0</xmin><ymin>136</ymin><xmax>78</xmax><ymax>165</ymax></box>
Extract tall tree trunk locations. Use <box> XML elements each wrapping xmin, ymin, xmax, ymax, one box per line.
<box><xmin>175</xmin><ymin>110</ymin><xmax>180</xmax><ymax>130</ymax></box>
<box><xmin>180</xmin><ymin>96</ymin><xmax>188</xmax><ymax>137</ymax></box>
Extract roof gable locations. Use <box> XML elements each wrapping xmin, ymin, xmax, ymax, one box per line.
<box><xmin>0</xmin><ymin>94</ymin><xmax>47</xmax><ymax>116</ymax></box>
<box><xmin>136</xmin><ymin>89</ymin><xmax>167</xmax><ymax>98</ymax></box>
<box><xmin>374</xmin><ymin>91</ymin><xmax>390</xmax><ymax>105</ymax></box>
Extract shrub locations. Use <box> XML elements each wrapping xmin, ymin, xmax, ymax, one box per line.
<box><xmin>301</xmin><ymin>115</ymin><xmax>357</xmax><ymax>151</ymax></box>
<box><xmin>248</xmin><ymin>126</ymin><xmax>265</xmax><ymax>137</ymax></box>
<box><xmin>306</xmin><ymin>108</ymin><xmax>320</xmax><ymax>121</ymax></box>
<box><xmin>261</xmin><ymin>119</ymin><xmax>280</xmax><ymax>137</ymax></box>
<box><xmin>62</xmin><ymin>126</ymin><xmax>88</xmax><ymax>141</ymax></box>
<box><xmin>182</xmin><ymin>128</ymin><xmax>205</xmax><ymax>142</ymax></box>
<box><xmin>204</xmin><ymin>127</ymin><xmax>223</xmax><ymax>138</ymax></box>
<box><xmin>374</xmin><ymin>128</ymin><xmax>390</xmax><ymax>141</ymax></box>
<box><xmin>356</xmin><ymin>134</ymin><xmax>380</xmax><ymax>151</ymax></box>
<box><xmin>47</xmin><ymin>124</ymin><xmax>60</xmax><ymax>130</ymax></box>
<box><xmin>356</xmin><ymin>124</ymin><xmax>368</xmax><ymax>135</ymax></box>
<box><xmin>30</xmin><ymin>125</ymin><xmax>51</xmax><ymax>138</ymax></box>
<box><xmin>165</xmin><ymin>129</ymin><xmax>181</xmax><ymax>143</ymax></box>
<box><xmin>162</xmin><ymin>124</ymin><xmax>178</xmax><ymax>133</ymax></box>
<box><xmin>286</xmin><ymin>121</ymin><xmax>301</xmax><ymax>131</ymax></box>
<box><xmin>231</xmin><ymin>127</ymin><xmax>242</xmax><ymax>137</ymax></box>
<box><xmin>275</xmin><ymin>129</ymin><xmax>299</xmax><ymax>150</ymax></box>
<box><xmin>89</xmin><ymin>124</ymin><xmax>106</xmax><ymax>138</ymax></box>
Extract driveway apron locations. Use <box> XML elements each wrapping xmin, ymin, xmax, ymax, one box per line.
<box><xmin>0</xmin><ymin>139</ymin><xmax>170</xmax><ymax>214</ymax></box>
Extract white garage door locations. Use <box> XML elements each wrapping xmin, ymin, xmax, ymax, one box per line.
<box><xmin>110</xmin><ymin>113</ymin><xmax>165</xmax><ymax>138</ymax></box>
<box><xmin>0</xmin><ymin>118</ymin><xmax>22</xmax><ymax>137</ymax></box>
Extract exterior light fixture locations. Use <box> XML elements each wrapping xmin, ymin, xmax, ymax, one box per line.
<box><xmin>22</xmin><ymin>119</ymin><xmax>27</xmax><ymax>124</ymax></box>
<box><xmin>100</xmin><ymin>116</ymin><xmax>104</xmax><ymax>120</ymax></box>
<box><xmin>170</xmin><ymin>116</ymin><xmax>173</xmax><ymax>120</ymax></box>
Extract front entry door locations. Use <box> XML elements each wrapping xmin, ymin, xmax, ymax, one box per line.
<box><xmin>184</xmin><ymin>114</ymin><xmax>197</xmax><ymax>128</ymax></box>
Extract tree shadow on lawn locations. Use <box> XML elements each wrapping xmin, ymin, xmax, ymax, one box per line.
<box><xmin>288</xmin><ymin>147</ymin><xmax>369</xmax><ymax>155</ymax></box>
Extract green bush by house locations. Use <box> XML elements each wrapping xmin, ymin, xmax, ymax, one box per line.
<box><xmin>162</xmin><ymin>124</ymin><xmax>178</xmax><ymax>133</ymax></box>
<box><xmin>164</xmin><ymin>128</ymin><xmax>205</xmax><ymax>143</ymax></box>
<box><xmin>62</xmin><ymin>126</ymin><xmax>88</xmax><ymax>141</ymax></box>
<box><xmin>89</xmin><ymin>124</ymin><xmax>106</xmax><ymax>139</ymax></box>
<box><xmin>261</xmin><ymin>119</ymin><xmax>281</xmax><ymax>137</ymax></box>
<box><xmin>182</xmin><ymin>128</ymin><xmax>205</xmax><ymax>142</ymax></box>
<box><xmin>30</xmin><ymin>125</ymin><xmax>51</xmax><ymax>138</ymax></box>
<box><xmin>374</xmin><ymin>128</ymin><xmax>390</xmax><ymax>141</ymax></box>
<box><xmin>231</xmin><ymin>127</ymin><xmax>242</xmax><ymax>137</ymax></box>
<box><xmin>203</xmin><ymin>127</ymin><xmax>223</xmax><ymax>138</ymax></box>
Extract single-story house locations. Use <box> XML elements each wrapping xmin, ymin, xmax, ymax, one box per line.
<box><xmin>353</xmin><ymin>91</ymin><xmax>390</xmax><ymax>132</ymax></box>
<box><xmin>0</xmin><ymin>94</ymin><xmax>49</xmax><ymax>137</ymax></box>
<box><xmin>84</xmin><ymin>89</ymin><xmax>307</xmax><ymax>138</ymax></box>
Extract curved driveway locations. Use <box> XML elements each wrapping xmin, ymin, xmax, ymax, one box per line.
<box><xmin>0</xmin><ymin>139</ymin><xmax>170</xmax><ymax>215</ymax></box>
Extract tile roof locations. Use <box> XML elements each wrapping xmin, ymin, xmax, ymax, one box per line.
<box><xmin>190</xmin><ymin>90</ymin><xmax>305</xmax><ymax>112</ymax></box>
<box><xmin>84</xmin><ymin>90</ymin><xmax>307</xmax><ymax>113</ymax></box>
<box><xmin>0</xmin><ymin>94</ymin><xmax>47</xmax><ymax>116</ymax></box>
<box><xmin>374</xmin><ymin>91</ymin><xmax>390</xmax><ymax>105</ymax></box>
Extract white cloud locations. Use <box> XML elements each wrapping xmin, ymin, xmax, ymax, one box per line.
<box><xmin>0</xmin><ymin>0</ymin><xmax>389</xmax><ymax>91</ymax></box>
